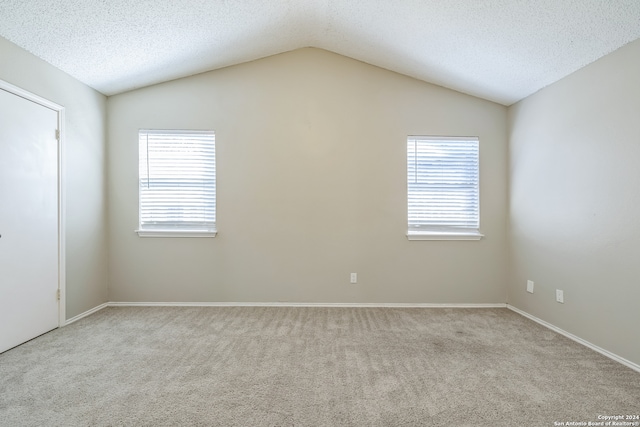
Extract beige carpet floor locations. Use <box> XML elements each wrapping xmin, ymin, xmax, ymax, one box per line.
<box><xmin>0</xmin><ymin>307</ymin><xmax>638</xmax><ymax>426</ymax></box>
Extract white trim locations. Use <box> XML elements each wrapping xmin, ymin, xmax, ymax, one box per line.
<box><xmin>64</xmin><ymin>303</ymin><xmax>108</xmax><ymax>326</ymax></box>
<box><xmin>407</xmin><ymin>135</ymin><xmax>480</xmax><ymax>142</ymax></box>
<box><xmin>0</xmin><ymin>80</ymin><xmax>66</xmax><ymax>328</ymax></box>
<box><xmin>407</xmin><ymin>230</ymin><xmax>484</xmax><ymax>241</ymax></box>
<box><xmin>57</xmin><ymin>108</ymin><xmax>66</xmax><ymax>327</ymax></box>
<box><xmin>108</xmin><ymin>302</ymin><xmax>507</xmax><ymax>308</ymax></box>
<box><xmin>136</xmin><ymin>229</ymin><xmax>217</xmax><ymax>238</ymax></box>
<box><xmin>507</xmin><ymin>305</ymin><xmax>640</xmax><ymax>374</ymax></box>
<box><xmin>0</xmin><ymin>80</ymin><xmax>63</xmax><ymax>111</ymax></box>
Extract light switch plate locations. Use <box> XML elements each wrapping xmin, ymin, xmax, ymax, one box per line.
<box><xmin>526</xmin><ymin>280</ymin><xmax>534</xmax><ymax>293</ymax></box>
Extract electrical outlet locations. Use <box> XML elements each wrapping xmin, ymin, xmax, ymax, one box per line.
<box><xmin>526</xmin><ymin>280</ymin><xmax>534</xmax><ymax>293</ymax></box>
<box><xmin>350</xmin><ymin>273</ymin><xmax>357</xmax><ymax>284</ymax></box>
<box><xmin>556</xmin><ymin>289</ymin><xmax>564</xmax><ymax>303</ymax></box>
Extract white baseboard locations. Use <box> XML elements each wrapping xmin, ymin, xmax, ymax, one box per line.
<box><xmin>64</xmin><ymin>303</ymin><xmax>108</xmax><ymax>326</ymax></box>
<box><xmin>507</xmin><ymin>304</ymin><xmax>640</xmax><ymax>374</ymax></box>
<box><xmin>107</xmin><ymin>301</ymin><xmax>507</xmax><ymax>308</ymax></box>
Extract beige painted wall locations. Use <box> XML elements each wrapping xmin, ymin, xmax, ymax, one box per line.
<box><xmin>107</xmin><ymin>48</ymin><xmax>508</xmax><ymax>303</ymax></box>
<box><xmin>508</xmin><ymin>39</ymin><xmax>640</xmax><ymax>365</ymax></box>
<box><xmin>0</xmin><ymin>37</ymin><xmax>108</xmax><ymax>319</ymax></box>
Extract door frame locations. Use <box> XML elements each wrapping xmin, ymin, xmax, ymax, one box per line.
<box><xmin>0</xmin><ymin>79</ymin><xmax>66</xmax><ymax>327</ymax></box>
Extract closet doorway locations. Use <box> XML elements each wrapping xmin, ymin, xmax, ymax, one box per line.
<box><xmin>0</xmin><ymin>81</ymin><xmax>63</xmax><ymax>353</ymax></box>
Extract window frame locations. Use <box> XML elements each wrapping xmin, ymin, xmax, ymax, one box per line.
<box><xmin>406</xmin><ymin>135</ymin><xmax>483</xmax><ymax>241</ymax></box>
<box><xmin>136</xmin><ymin>129</ymin><xmax>217</xmax><ymax>238</ymax></box>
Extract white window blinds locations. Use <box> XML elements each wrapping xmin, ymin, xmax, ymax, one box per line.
<box><xmin>138</xmin><ymin>130</ymin><xmax>216</xmax><ymax>236</ymax></box>
<box><xmin>407</xmin><ymin>136</ymin><xmax>480</xmax><ymax>238</ymax></box>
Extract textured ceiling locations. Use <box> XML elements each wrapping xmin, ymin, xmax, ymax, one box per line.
<box><xmin>0</xmin><ymin>0</ymin><xmax>639</xmax><ymax>105</ymax></box>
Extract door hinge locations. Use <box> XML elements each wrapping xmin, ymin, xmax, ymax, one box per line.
<box><xmin>56</xmin><ymin>289</ymin><xmax>61</xmax><ymax>301</ymax></box>
<box><xmin>55</xmin><ymin>129</ymin><xmax>60</xmax><ymax>140</ymax></box>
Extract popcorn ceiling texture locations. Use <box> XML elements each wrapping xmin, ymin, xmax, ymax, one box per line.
<box><xmin>0</xmin><ymin>0</ymin><xmax>638</xmax><ymax>104</ymax></box>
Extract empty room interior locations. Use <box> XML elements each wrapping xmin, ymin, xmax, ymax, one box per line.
<box><xmin>1</xmin><ymin>1</ymin><xmax>639</xmax><ymax>426</ymax></box>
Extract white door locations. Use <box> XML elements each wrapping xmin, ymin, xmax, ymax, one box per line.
<box><xmin>0</xmin><ymin>87</ymin><xmax>59</xmax><ymax>353</ymax></box>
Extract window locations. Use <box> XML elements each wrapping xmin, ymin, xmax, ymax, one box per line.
<box><xmin>137</xmin><ymin>130</ymin><xmax>216</xmax><ymax>237</ymax></box>
<box><xmin>407</xmin><ymin>136</ymin><xmax>482</xmax><ymax>240</ymax></box>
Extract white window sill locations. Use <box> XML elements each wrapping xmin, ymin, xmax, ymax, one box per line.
<box><xmin>407</xmin><ymin>230</ymin><xmax>483</xmax><ymax>241</ymax></box>
<box><xmin>136</xmin><ymin>229</ymin><xmax>217</xmax><ymax>238</ymax></box>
